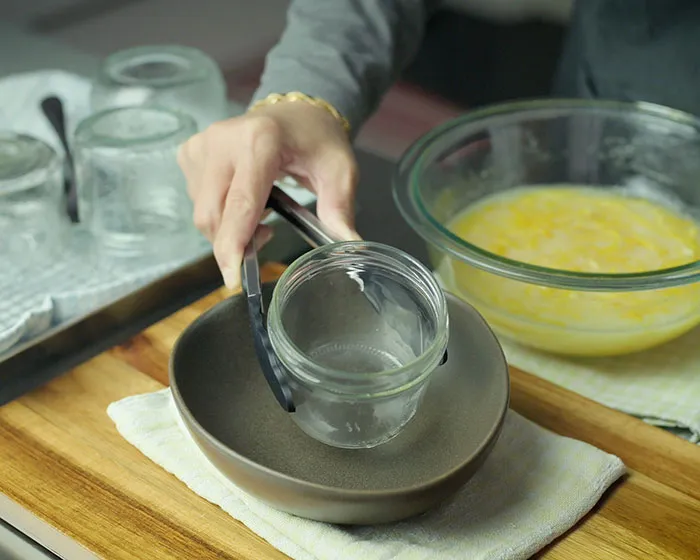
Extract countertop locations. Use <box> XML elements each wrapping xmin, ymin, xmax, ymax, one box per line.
<box><xmin>1</xmin><ymin>264</ymin><xmax>700</xmax><ymax>560</ymax></box>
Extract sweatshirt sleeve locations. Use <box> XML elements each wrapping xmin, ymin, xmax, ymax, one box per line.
<box><xmin>251</xmin><ymin>0</ymin><xmax>440</xmax><ymax>135</ymax></box>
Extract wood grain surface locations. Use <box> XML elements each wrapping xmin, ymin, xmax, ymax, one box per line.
<box><xmin>1</xmin><ymin>262</ymin><xmax>699</xmax><ymax>560</ymax></box>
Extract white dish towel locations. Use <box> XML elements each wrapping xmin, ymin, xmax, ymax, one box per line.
<box><xmin>108</xmin><ymin>389</ymin><xmax>626</xmax><ymax>560</ymax></box>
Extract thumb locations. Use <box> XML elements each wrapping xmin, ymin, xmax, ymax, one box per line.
<box><xmin>313</xmin><ymin>151</ymin><xmax>361</xmax><ymax>241</ymax></box>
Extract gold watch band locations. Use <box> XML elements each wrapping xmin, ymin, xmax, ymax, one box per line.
<box><xmin>248</xmin><ymin>91</ymin><xmax>351</xmax><ymax>135</ymax></box>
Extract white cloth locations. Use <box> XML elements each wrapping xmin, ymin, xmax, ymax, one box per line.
<box><xmin>502</xmin><ymin>337</ymin><xmax>700</xmax><ymax>443</ymax></box>
<box><xmin>108</xmin><ymin>389</ymin><xmax>626</xmax><ymax>560</ymax></box>
<box><xmin>0</xmin><ymin>69</ymin><xmax>91</xmax><ymax>152</ymax></box>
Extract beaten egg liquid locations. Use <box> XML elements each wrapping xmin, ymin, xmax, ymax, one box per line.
<box><xmin>436</xmin><ymin>187</ymin><xmax>700</xmax><ymax>356</ymax></box>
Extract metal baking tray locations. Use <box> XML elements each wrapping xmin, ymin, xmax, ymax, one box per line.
<box><xmin>0</xmin><ymin>217</ymin><xmax>309</xmax><ymax>405</ymax></box>
<box><xmin>0</xmin><ymin>147</ymin><xmax>413</xmax><ymax>405</ymax></box>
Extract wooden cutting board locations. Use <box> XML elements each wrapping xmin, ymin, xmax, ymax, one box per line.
<box><xmin>1</xmin><ymin>263</ymin><xmax>700</xmax><ymax>560</ymax></box>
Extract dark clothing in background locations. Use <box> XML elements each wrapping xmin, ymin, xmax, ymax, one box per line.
<box><xmin>253</xmin><ymin>0</ymin><xmax>700</xmax><ymax>134</ymax></box>
<box><xmin>555</xmin><ymin>0</ymin><xmax>700</xmax><ymax>115</ymax></box>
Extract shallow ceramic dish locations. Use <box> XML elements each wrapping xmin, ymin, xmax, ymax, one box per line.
<box><xmin>170</xmin><ymin>283</ymin><xmax>509</xmax><ymax>525</ymax></box>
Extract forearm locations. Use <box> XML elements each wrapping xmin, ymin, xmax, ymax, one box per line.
<box><xmin>252</xmin><ymin>0</ymin><xmax>439</xmax><ymax>135</ymax></box>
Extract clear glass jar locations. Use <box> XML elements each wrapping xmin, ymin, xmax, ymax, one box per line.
<box><xmin>73</xmin><ymin>106</ymin><xmax>200</xmax><ymax>263</ymax></box>
<box><xmin>0</xmin><ymin>131</ymin><xmax>70</xmax><ymax>269</ymax></box>
<box><xmin>90</xmin><ymin>45</ymin><xmax>228</xmax><ymax>131</ymax></box>
<box><xmin>268</xmin><ymin>241</ymin><xmax>449</xmax><ymax>449</ymax></box>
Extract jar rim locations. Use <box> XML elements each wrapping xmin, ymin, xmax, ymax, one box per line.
<box><xmin>267</xmin><ymin>241</ymin><xmax>449</xmax><ymax>395</ymax></box>
<box><xmin>0</xmin><ymin>132</ymin><xmax>61</xmax><ymax>195</ymax></box>
<box><xmin>74</xmin><ymin>106</ymin><xmax>196</xmax><ymax>149</ymax></box>
<box><xmin>393</xmin><ymin>98</ymin><xmax>700</xmax><ymax>292</ymax></box>
<box><xmin>101</xmin><ymin>45</ymin><xmax>213</xmax><ymax>87</ymax></box>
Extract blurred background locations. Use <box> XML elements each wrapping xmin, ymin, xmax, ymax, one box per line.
<box><xmin>4</xmin><ymin>0</ymin><xmax>572</xmax><ymax>159</ymax></box>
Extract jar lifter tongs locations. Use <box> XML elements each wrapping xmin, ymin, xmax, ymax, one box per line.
<box><xmin>241</xmin><ymin>186</ymin><xmax>447</xmax><ymax>413</ymax></box>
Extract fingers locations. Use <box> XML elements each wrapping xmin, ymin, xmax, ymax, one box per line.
<box><xmin>254</xmin><ymin>223</ymin><xmax>274</xmax><ymax>249</ymax></box>
<box><xmin>177</xmin><ymin>131</ymin><xmax>205</xmax><ymax>202</ymax></box>
<box><xmin>214</xmin><ymin>118</ymin><xmax>282</xmax><ymax>289</ymax></box>
<box><xmin>193</xmin><ymin>145</ymin><xmax>234</xmax><ymax>241</ymax></box>
<box><xmin>178</xmin><ymin>102</ymin><xmax>360</xmax><ymax>293</ymax></box>
<box><xmin>313</xmin><ymin>149</ymin><xmax>361</xmax><ymax>241</ymax></box>
<box><xmin>178</xmin><ymin>128</ymin><xmax>231</xmax><ymax>241</ymax></box>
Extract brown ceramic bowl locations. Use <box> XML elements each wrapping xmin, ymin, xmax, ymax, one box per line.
<box><xmin>170</xmin><ymin>283</ymin><xmax>509</xmax><ymax>525</ymax></box>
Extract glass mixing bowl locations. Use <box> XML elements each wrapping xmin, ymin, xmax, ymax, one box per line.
<box><xmin>393</xmin><ymin>99</ymin><xmax>700</xmax><ymax>357</ymax></box>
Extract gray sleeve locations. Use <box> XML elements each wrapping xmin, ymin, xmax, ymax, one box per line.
<box><xmin>251</xmin><ymin>0</ymin><xmax>440</xmax><ymax>135</ymax></box>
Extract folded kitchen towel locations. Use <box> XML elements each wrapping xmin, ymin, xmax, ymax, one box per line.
<box><xmin>502</xmin><ymin>335</ymin><xmax>700</xmax><ymax>443</ymax></box>
<box><xmin>108</xmin><ymin>389</ymin><xmax>626</xmax><ymax>560</ymax></box>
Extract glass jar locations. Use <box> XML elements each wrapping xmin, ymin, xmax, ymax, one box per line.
<box><xmin>90</xmin><ymin>45</ymin><xmax>228</xmax><ymax>131</ymax></box>
<box><xmin>0</xmin><ymin>131</ymin><xmax>70</xmax><ymax>269</ymax></box>
<box><xmin>268</xmin><ymin>241</ymin><xmax>449</xmax><ymax>449</ymax></box>
<box><xmin>73</xmin><ymin>106</ymin><xmax>200</xmax><ymax>263</ymax></box>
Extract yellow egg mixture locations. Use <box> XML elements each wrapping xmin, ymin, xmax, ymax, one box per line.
<box><xmin>436</xmin><ymin>187</ymin><xmax>700</xmax><ymax>355</ymax></box>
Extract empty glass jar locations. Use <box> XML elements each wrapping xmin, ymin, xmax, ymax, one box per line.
<box><xmin>90</xmin><ymin>45</ymin><xmax>228</xmax><ymax>130</ymax></box>
<box><xmin>268</xmin><ymin>241</ymin><xmax>449</xmax><ymax>449</ymax></box>
<box><xmin>73</xmin><ymin>106</ymin><xmax>200</xmax><ymax>263</ymax></box>
<box><xmin>0</xmin><ymin>131</ymin><xmax>70</xmax><ymax>269</ymax></box>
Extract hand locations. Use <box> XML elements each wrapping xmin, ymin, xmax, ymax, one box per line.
<box><xmin>177</xmin><ymin>100</ymin><xmax>360</xmax><ymax>289</ymax></box>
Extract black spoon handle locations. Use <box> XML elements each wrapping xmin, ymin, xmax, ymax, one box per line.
<box><xmin>40</xmin><ymin>96</ymin><xmax>73</xmax><ymax>165</ymax></box>
<box><xmin>41</xmin><ymin>96</ymin><xmax>78</xmax><ymax>222</ymax></box>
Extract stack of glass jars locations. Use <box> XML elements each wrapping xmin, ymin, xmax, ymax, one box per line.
<box><xmin>77</xmin><ymin>45</ymin><xmax>227</xmax><ymax>263</ymax></box>
<box><xmin>90</xmin><ymin>45</ymin><xmax>228</xmax><ymax>131</ymax></box>
<box><xmin>0</xmin><ymin>44</ymin><xmax>227</xmax><ymax>354</ymax></box>
<box><xmin>73</xmin><ymin>105</ymin><xmax>200</xmax><ymax>263</ymax></box>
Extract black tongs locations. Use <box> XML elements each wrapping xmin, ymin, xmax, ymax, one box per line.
<box><xmin>240</xmin><ymin>186</ymin><xmax>338</xmax><ymax>413</ymax></box>
<box><xmin>241</xmin><ymin>232</ymin><xmax>295</xmax><ymax>413</ymax></box>
<box><xmin>241</xmin><ymin>186</ymin><xmax>447</xmax><ymax>413</ymax></box>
